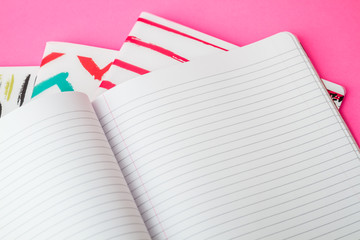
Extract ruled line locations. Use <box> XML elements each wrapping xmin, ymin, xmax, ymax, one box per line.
<box><xmin>123</xmin><ymin>106</ymin><xmax>332</xmax><ymax>180</ymax></box>
<box><xmin>147</xmin><ymin>147</ymin><xmax>354</xmax><ymax>233</ymax></box>
<box><xmin>98</xmin><ymin>48</ymin><xmax>298</xmax><ymax>121</ymax></box>
<box><xmin>1</xmin><ymin>182</ymin><xmax>127</xmax><ymax>238</ymax></box>
<box><xmin>0</xmin><ymin>153</ymin><xmax>116</xmax><ymax>200</ymax></box>
<box><xmin>180</xmin><ymin>171</ymin><xmax>360</xmax><ymax>238</ymax></box>
<box><xmin>126</xmin><ymin>107</ymin><xmax>329</xmax><ymax>188</ymax></box>
<box><xmin>0</xmin><ymin>110</ymin><xmax>95</xmax><ymax>145</ymax></box>
<box><xmin>121</xmin><ymin>100</ymin><xmax>328</xmax><ymax>174</ymax></box>
<box><xmin>112</xmin><ymin>94</ymin><xmax>324</xmax><ymax>158</ymax></box>
<box><xmin>101</xmin><ymin>57</ymin><xmax>305</xmax><ymax>129</ymax></box>
<box><xmin>106</xmin><ymin>73</ymin><xmax>314</xmax><ymax>146</ymax></box>
<box><xmin>21</xmin><ymin>194</ymin><xmax>136</xmax><ymax>239</ymax></box>
<box><xmin>0</xmin><ymin>123</ymin><xmax>102</xmax><ymax>157</ymax></box>
<box><xmin>159</xmin><ymin>170</ymin><xmax>360</xmax><ymax>239</ymax></box>
<box><xmin>0</xmin><ymin>116</ymin><xmax>99</xmax><ymax>154</ymax></box>
<box><xmin>147</xmin><ymin>149</ymin><xmax>354</xmax><ymax>233</ymax></box>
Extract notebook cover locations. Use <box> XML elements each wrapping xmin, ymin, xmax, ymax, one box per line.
<box><xmin>32</xmin><ymin>42</ymin><xmax>117</xmax><ymax>101</ymax></box>
<box><xmin>104</xmin><ymin>12</ymin><xmax>345</xmax><ymax>109</ymax></box>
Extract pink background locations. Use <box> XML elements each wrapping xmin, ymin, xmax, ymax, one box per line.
<box><xmin>1</xmin><ymin>0</ymin><xmax>359</xmax><ymax>144</ymax></box>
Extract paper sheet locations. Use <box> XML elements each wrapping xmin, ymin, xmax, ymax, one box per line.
<box><xmin>93</xmin><ymin>32</ymin><xmax>360</xmax><ymax>239</ymax></box>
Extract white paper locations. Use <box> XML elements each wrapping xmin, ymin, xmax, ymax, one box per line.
<box><xmin>0</xmin><ymin>93</ymin><xmax>151</xmax><ymax>240</ymax></box>
<box><xmin>94</xmin><ymin>32</ymin><xmax>360</xmax><ymax>240</ymax></box>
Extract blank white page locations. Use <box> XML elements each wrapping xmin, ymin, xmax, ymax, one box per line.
<box><xmin>93</xmin><ymin>32</ymin><xmax>360</xmax><ymax>240</ymax></box>
<box><xmin>0</xmin><ymin>93</ymin><xmax>150</xmax><ymax>240</ymax></box>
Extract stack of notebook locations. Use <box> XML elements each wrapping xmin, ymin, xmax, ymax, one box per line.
<box><xmin>0</xmin><ymin>12</ymin><xmax>345</xmax><ymax>117</ymax></box>
<box><xmin>1</xmin><ymin>13</ymin><xmax>359</xmax><ymax>240</ymax></box>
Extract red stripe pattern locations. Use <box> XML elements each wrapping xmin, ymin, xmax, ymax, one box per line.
<box><xmin>77</xmin><ymin>56</ymin><xmax>112</xmax><ymax>80</ymax></box>
<box><xmin>40</xmin><ymin>52</ymin><xmax>65</xmax><ymax>67</ymax></box>
<box><xmin>112</xmin><ymin>59</ymin><xmax>150</xmax><ymax>75</ymax></box>
<box><xmin>125</xmin><ymin>36</ymin><xmax>189</xmax><ymax>63</ymax></box>
<box><xmin>99</xmin><ymin>80</ymin><xmax>116</xmax><ymax>90</ymax></box>
<box><xmin>137</xmin><ymin>17</ymin><xmax>229</xmax><ymax>51</ymax></box>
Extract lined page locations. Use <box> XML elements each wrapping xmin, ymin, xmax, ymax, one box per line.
<box><xmin>93</xmin><ymin>32</ymin><xmax>360</xmax><ymax>240</ymax></box>
<box><xmin>0</xmin><ymin>93</ymin><xmax>151</xmax><ymax>240</ymax></box>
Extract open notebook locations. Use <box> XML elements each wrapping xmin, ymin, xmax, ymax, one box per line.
<box><xmin>1</xmin><ymin>32</ymin><xmax>359</xmax><ymax>240</ymax></box>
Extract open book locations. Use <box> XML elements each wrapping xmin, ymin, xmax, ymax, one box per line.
<box><xmin>1</xmin><ymin>32</ymin><xmax>359</xmax><ymax>240</ymax></box>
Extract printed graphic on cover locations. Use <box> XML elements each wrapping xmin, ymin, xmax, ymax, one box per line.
<box><xmin>33</xmin><ymin>42</ymin><xmax>117</xmax><ymax>101</ymax></box>
<box><xmin>0</xmin><ymin>67</ymin><xmax>38</xmax><ymax>118</ymax></box>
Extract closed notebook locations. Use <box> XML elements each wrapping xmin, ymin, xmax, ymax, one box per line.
<box><xmin>0</xmin><ymin>66</ymin><xmax>38</xmax><ymax>118</ymax></box>
<box><xmin>1</xmin><ymin>32</ymin><xmax>359</xmax><ymax>239</ymax></box>
<box><xmin>103</xmin><ymin>12</ymin><xmax>345</xmax><ymax>108</ymax></box>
